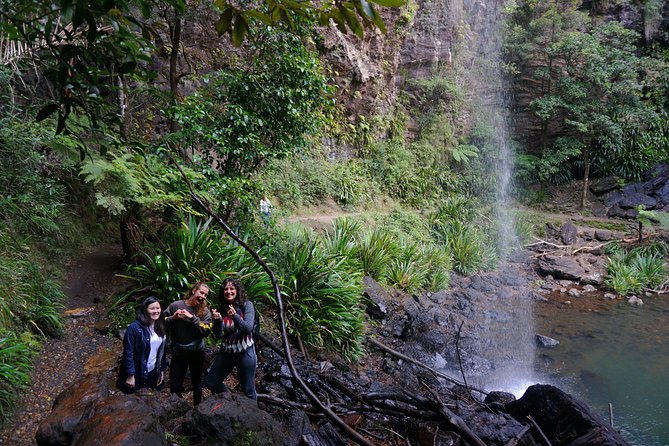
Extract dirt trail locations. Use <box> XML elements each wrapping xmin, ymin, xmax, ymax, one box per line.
<box><xmin>0</xmin><ymin>245</ymin><xmax>124</xmax><ymax>446</ymax></box>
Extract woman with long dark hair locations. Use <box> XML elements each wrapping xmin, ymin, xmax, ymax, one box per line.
<box><xmin>117</xmin><ymin>296</ymin><xmax>167</xmax><ymax>393</ymax></box>
<box><xmin>205</xmin><ymin>278</ymin><xmax>257</xmax><ymax>400</ymax></box>
<box><xmin>164</xmin><ymin>282</ymin><xmax>213</xmax><ymax>405</ymax></box>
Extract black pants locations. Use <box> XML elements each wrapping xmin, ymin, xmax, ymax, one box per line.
<box><xmin>204</xmin><ymin>347</ymin><xmax>257</xmax><ymax>400</ymax></box>
<box><xmin>169</xmin><ymin>347</ymin><xmax>205</xmax><ymax>405</ymax></box>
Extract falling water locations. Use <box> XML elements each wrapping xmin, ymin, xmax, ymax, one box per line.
<box><xmin>449</xmin><ymin>0</ymin><xmax>537</xmax><ymax>395</ymax></box>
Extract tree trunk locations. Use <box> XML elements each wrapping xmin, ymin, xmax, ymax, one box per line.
<box><xmin>168</xmin><ymin>10</ymin><xmax>182</xmax><ymax>135</ymax></box>
<box><xmin>581</xmin><ymin>147</ymin><xmax>590</xmax><ymax>209</ymax></box>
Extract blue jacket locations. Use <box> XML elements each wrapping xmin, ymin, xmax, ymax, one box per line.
<box><xmin>116</xmin><ymin>320</ymin><xmax>167</xmax><ymax>392</ymax></box>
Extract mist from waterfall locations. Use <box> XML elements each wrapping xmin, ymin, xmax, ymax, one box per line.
<box><xmin>448</xmin><ymin>0</ymin><xmax>537</xmax><ymax>396</ymax></box>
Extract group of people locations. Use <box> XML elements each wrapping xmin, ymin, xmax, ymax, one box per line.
<box><xmin>116</xmin><ymin>279</ymin><xmax>257</xmax><ymax>404</ymax></box>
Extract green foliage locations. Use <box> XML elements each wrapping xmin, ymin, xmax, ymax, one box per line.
<box><xmin>167</xmin><ymin>30</ymin><xmax>332</xmax><ymax>215</ymax></box>
<box><xmin>384</xmin><ymin>242</ymin><xmax>451</xmax><ymax>293</ymax></box>
<box><xmin>353</xmin><ymin>228</ymin><xmax>400</xmax><ymax>280</ymax></box>
<box><xmin>1</xmin><ymin>0</ymin><xmax>401</xmax><ymax>139</ymax></box>
<box><xmin>262</xmin><ymin>152</ymin><xmax>378</xmax><ymax>210</ymax></box>
<box><xmin>119</xmin><ymin>217</ymin><xmax>272</xmax><ymax>328</ymax></box>
<box><xmin>605</xmin><ymin>244</ymin><xmax>669</xmax><ymax>294</ymax></box>
<box><xmin>429</xmin><ymin>198</ymin><xmax>495</xmax><ymax>275</ymax></box>
<box><xmin>0</xmin><ymin>332</ymin><xmax>40</xmax><ymax>419</ymax></box>
<box><xmin>79</xmin><ymin>149</ymin><xmax>191</xmax><ymax>216</ymax></box>
<box><xmin>505</xmin><ymin>0</ymin><xmax>667</xmax><ymax>189</ymax></box>
<box><xmin>432</xmin><ymin>220</ymin><xmax>488</xmax><ymax>275</ymax></box>
<box><xmin>268</xmin><ymin>230</ymin><xmax>365</xmax><ymax>360</ymax></box>
<box><xmin>607</xmin><ymin>116</ymin><xmax>669</xmax><ymax>181</ymax></box>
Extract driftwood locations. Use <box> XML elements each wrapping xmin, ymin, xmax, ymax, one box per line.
<box><xmin>174</xmin><ymin>162</ymin><xmax>373</xmax><ymax>446</ymax></box>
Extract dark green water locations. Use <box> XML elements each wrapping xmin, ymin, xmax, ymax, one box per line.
<box><xmin>535</xmin><ymin>294</ymin><xmax>669</xmax><ymax>446</ymax></box>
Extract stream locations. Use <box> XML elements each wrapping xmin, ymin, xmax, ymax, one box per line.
<box><xmin>534</xmin><ymin>293</ymin><xmax>669</xmax><ymax>446</ymax></box>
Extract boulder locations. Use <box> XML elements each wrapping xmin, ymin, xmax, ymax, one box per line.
<box><xmin>594</xmin><ymin>229</ymin><xmax>615</xmax><ymax>241</ymax></box>
<box><xmin>460</xmin><ymin>409</ymin><xmax>537</xmax><ymax>446</ymax></box>
<box><xmin>589</xmin><ymin>177</ymin><xmax>620</xmax><ymax>195</ymax></box>
<box><xmin>185</xmin><ymin>393</ymin><xmax>284</xmax><ymax>446</ymax></box>
<box><xmin>71</xmin><ymin>395</ymin><xmax>167</xmax><ymax>446</ymax></box>
<box><xmin>536</xmin><ymin>334</ymin><xmax>560</xmax><ymax>348</ymax></box>
<box><xmin>36</xmin><ymin>374</ymin><xmax>109</xmax><ymax>446</ymax></box>
<box><xmin>506</xmin><ymin>384</ymin><xmax>631</xmax><ymax>446</ymax></box>
<box><xmin>560</xmin><ymin>221</ymin><xmax>579</xmax><ymax>245</ymax></box>
<box><xmin>363</xmin><ymin>276</ymin><xmax>390</xmax><ymax>320</ymax></box>
<box><xmin>619</xmin><ymin>193</ymin><xmax>656</xmax><ymax>210</ymax></box>
<box><xmin>537</xmin><ymin>256</ymin><xmax>585</xmax><ymax>281</ymax></box>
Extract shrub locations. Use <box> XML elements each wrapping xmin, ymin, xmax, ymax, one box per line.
<box><xmin>353</xmin><ymin>228</ymin><xmax>400</xmax><ymax>281</ymax></box>
<box><xmin>0</xmin><ymin>332</ymin><xmax>40</xmax><ymax>420</ymax></box>
<box><xmin>605</xmin><ymin>244</ymin><xmax>669</xmax><ymax>295</ymax></box>
<box><xmin>432</xmin><ymin>220</ymin><xmax>487</xmax><ymax>275</ymax></box>
<box><xmin>270</xmin><ymin>232</ymin><xmax>365</xmax><ymax>360</ymax></box>
<box><xmin>384</xmin><ymin>243</ymin><xmax>427</xmax><ymax>293</ymax></box>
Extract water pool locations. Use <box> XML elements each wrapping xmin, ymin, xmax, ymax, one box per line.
<box><xmin>534</xmin><ymin>293</ymin><xmax>669</xmax><ymax>446</ymax></box>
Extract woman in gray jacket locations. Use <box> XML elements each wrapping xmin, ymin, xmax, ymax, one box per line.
<box><xmin>205</xmin><ymin>278</ymin><xmax>257</xmax><ymax>400</ymax></box>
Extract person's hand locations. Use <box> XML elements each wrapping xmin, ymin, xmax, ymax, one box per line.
<box><xmin>174</xmin><ymin>309</ymin><xmax>193</xmax><ymax>319</ymax></box>
<box><xmin>157</xmin><ymin>372</ymin><xmax>164</xmax><ymax>386</ymax></box>
<box><xmin>227</xmin><ymin>305</ymin><xmax>236</xmax><ymax>317</ymax></box>
<box><xmin>125</xmin><ymin>375</ymin><xmax>135</xmax><ymax>388</ymax></box>
<box><xmin>212</xmin><ymin>309</ymin><xmax>222</xmax><ymax>320</ymax></box>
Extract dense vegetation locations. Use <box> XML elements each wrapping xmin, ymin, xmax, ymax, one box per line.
<box><xmin>1</xmin><ymin>0</ymin><xmax>668</xmax><ymax>421</ymax></box>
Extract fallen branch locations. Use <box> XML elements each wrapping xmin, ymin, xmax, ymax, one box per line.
<box><xmin>173</xmin><ymin>161</ymin><xmax>373</xmax><ymax>446</ymax></box>
<box><xmin>572</xmin><ymin>242</ymin><xmax>611</xmax><ymax>255</ymax></box>
<box><xmin>367</xmin><ymin>338</ymin><xmax>488</xmax><ymax>396</ymax></box>
<box><xmin>525</xmin><ymin>238</ymin><xmax>570</xmax><ymax>249</ymax></box>
<box><xmin>419</xmin><ymin>381</ymin><xmax>486</xmax><ymax>446</ymax></box>
<box><xmin>504</xmin><ymin>424</ymin><xmax>532</xmax><ymax>446</ymax></box>
<box><xmin>527</xmin><ymin>415</ymin><xmax>552</xmax><ymax>446</ymax></box>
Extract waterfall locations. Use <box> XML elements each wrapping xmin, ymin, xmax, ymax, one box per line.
<box><xmin>451</xmin><ymin>0</ymin><xmax>537</xmax><ymax>396</ymax></box>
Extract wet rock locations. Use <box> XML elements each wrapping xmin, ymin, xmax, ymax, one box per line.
<box><xmin>461</xmin><ymin>409</ymin><xmax>535</xmax><ymax>446</ymax></box>
<box><xmin>582</xmin><ymin>285</ymin><xmax>596</xmax><ymax>293</ymax></box>
<box><xmin>185</xmin><ymin>393</ymin><xmax>284</xmax><ymax>446</ymax></box>
<box><xmin>619</xmin><ymin>193</ymin><xmax>656</xmax><ymax>210</ymax></box>
<box><xmin>507</xmin><ymin>384</ymin><xmax>631</xmax><ymax>446</ymax></box>
<box><xmin>604</xmin><ymin>293</ymin><xmax>617</xmax><ymax>300</ymax></box>
<box><xmin>568</xmin><ymin>288</ymin><xmax>581</xmax><ymax>298</ymax></box>
<box><xmin>590</xmin><ymin>201</ymin><xmax>609</xmax><ymax>217</ymax></box>
<box><xmin>627</xmin><ymin>296</ymin><xmax>643</xmax><ymax>306</ymax></box>
<box><xmin>484</xmin><ymin>391</ymin><xmax>516</xmax><ymax>408</ymax></box>
<box><xmin>536</xmin><ymin>334</ymin><xmax>560</xmax><ymax>348</ymax></box>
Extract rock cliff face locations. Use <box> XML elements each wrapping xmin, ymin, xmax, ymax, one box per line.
<box><xmin>315</xmin><ymin>0</ymin><xmax>668</xmax><ymax>153</ymax></box>
<box><xmin>318</xmin><ymin>0</ymin><xmax>462</xmax><ymax>131</ymax></box>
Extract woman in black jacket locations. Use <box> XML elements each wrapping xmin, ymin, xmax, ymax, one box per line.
<box><xmin>117</xmin><ymin>296</ymin><xmax>167</xmax><ymax>393</ymax></box>
<box><xmin>205</xmin><ymin>278</ymin><xmax>257</xmax><ymax>400</ymax></box>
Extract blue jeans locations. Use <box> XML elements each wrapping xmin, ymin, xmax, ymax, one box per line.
<box><xmin>205</xmin><ymin>347</ymin><xmax>257</xmax><ymax>400</ymax></box>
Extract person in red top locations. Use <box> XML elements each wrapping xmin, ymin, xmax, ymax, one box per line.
<box><xmin>205</xmin><ymin>278</ymin><xmax>257</xmax><ymax>400</ymax></box>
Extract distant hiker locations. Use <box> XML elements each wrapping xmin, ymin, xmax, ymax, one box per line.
<box><xmin>164</xmin><ymin>282</ymin><xmax>212</xmax><ymax>405</ymax></box>
<box><xmin>204</xmin><ymin>278</ymin><xmax>257</xmax><ymax>401</ymax></box>
<box><xmin>259</xmin><ymin>196</ymin><xmax>272</xmax><ymax>223</ymax></box>
<box><xmin>117</xmin><ymin>296</ymin><xmax>167</xmax><ymax>394</ymax></box>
